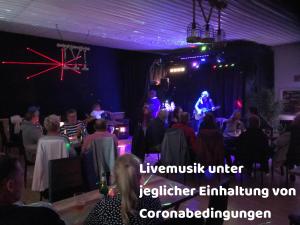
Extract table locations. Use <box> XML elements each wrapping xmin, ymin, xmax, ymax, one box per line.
<box><xmin>53</xmin><ymin>175</ymin><xmax>198</xmax><ymax>225</ymax></box>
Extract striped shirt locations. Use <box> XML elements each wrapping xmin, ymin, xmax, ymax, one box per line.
<box><xmin>60</xmin><ymin>120</ymin><xmax>87</xmax><ymax>138</ymax></box>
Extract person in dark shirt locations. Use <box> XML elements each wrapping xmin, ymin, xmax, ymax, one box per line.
<box><xmin>145</xmin><ymin>110</ymin><xmax>168</xmax><ymax>152</ymax></box>
<box><xmin>0</xmin><ymin>156</ymin><xmax>65</xmax><ymax>225</ymax></box>
<box><xmin>238</xmin><ymin>115</ymin><xmax>270</xmax><ymax>174</ymax></box>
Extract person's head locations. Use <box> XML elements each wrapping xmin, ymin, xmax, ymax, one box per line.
<box><xmin>249</xmin><ymin>106</ymin><xmax>259</xmax><ymax>115</ymax></box>
<box><xmin>293</xmin><ymin>112</ymin><xmax>300</xmax><ymax>127</ymax></box>
<box><xmin>94</xmin><ymin>119</ymin><xmax>107</xmax><ymax>132</ymax></box>
<box><xmin>157</xmin><ymin>109</ymin><xmax>168</xmax><ymax>122</ymax></box>
<box><xmin>201</xmin><ymin>91</ymin><xmax>209</xmax><ymax>102</ymax></box>
<box><xmin>44</xmin><ymin>114</ymin><xmax>60</xmax><ymax>134</ymax></box>
<box><xmin>199</xmin><ymin>113</ymin><xmax>217</xmax><ymax>130</ymax></box>
<box><xmin>173</xmin><ymin>107</ymin><xmax>183</xmax><ymax>120</ymax></box>
<box><xmin>143</xmin><ymin>104</ymin><xmax>150</xmax><ymax>115</ymax></box>
<box><xmin>0</xmin><ymin>156</ymin><xmax>24</xmax><ymax>205</ymax></box>
<box><xmin>66</xmin><ymin>109</ymin><xmax>77</xmax><ymax>124</ymax></box>
<box><xmin>248</xmin><ymin>115</ymin><xmax>260</xmax><ymax>128</ymax></box>
<box><xmin>92</xmin><ymin>103</ymin><xmax>101</xmax><ymax>111</ymax></box>
<box><xmin>230</xmin><ymin>110</ymin><xmax>241</xmax><ymax>121</ymax></box>
<box><xmin>25</xmin><ymin>106</ymin><xmax>40</xmax><ymax>124</ymax></box>
<box><xmin>113</xmin><ymin>154</ymin><xmax>141</xmax><ymax>224</ymax></box>
<box><xmin>148</xmin><ymin>90</ymin><xmax>157</xmax><ymax>99</ymax></box>
<box><xmin>180</xmin><ymin>112</ymin><xmax>190</xmax><ymax>125</ymax></box>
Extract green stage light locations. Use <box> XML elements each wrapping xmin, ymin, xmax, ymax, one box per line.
<box><xmin>200</xmin><ymin>45</ymin><xmax>207</xmax><ymax>52</ymax></box>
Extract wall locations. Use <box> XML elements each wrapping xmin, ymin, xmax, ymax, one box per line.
<box><xmin>0</xmin><ymin>32</ymin><xmax>157</xmax><ymax>120</ymax></box>
<box><xmin>273</xmin><ymin>43</ymin><xmax>300</xmax><ymax>99</ymax></box>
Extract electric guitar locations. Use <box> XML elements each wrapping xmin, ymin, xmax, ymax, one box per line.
<box><xmin>194</xmin><ymin>105</ymin><xmax>221</xmax><ymax>120</ymax></box>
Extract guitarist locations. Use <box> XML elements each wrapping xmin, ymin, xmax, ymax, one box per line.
<box><xmin>194</xmin><ymin>90</ymin><xmax>215</xmax><ymax>131</ymax></box>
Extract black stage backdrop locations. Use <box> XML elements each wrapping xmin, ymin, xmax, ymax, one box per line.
<box><xmin>0</xmin><ymin>32</ymin><xmax>157</xmax><ymax>125</ymax></box>
<box><xmin>169</xmin><ymin>65</ymin><xmax>244</xmax><ymax>118</ymax></box>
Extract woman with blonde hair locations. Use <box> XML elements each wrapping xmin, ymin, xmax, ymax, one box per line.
<box><xmin>85</xmin><ymin>154</ymin><xmax>162</xmax><ymax>225</ymax></box>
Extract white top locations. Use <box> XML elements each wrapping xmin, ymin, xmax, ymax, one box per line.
<box><xmin>32</xmin><ymin>136</ymin><xmax>69</xmax><ymax>192</ymax></box>
<box><xmin>90</xmin><ymin>110</ymin><xmax>105</xmax><ymax>119</ymax></box>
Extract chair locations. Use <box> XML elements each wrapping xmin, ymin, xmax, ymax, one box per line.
<box><xmin>82</xmin><ymin>149</ymin><xmax>98</xmax><ymax>191</ymax></box>
<box><xmin>131</xmin><ymin>124</ymin><xmax>146</xmax><ymax>162</ymax></box>
<box><xmin>32</xmin><ymin>136</ymin><xmax>69</xmax><ymax>193</ymax></box>
<box><xmin>206</xmin><ymin>178</ymin><xmax>230</xmax><ymax>225</ymax></box>
<box><xmin>90</xmin><ymin>137</ymin><xmax>118</xmax><ymax>183</ymax></box>
<box><xmin>160</xmin><ymin>128</ymin><xmax>190</xmax><ymax>183</ymax></box>
<box><xmin>161</xmin><ymin>128</ymin><xmax>190</xmax><ymax>166</ymax></box>
<box><xmin>48</xmin><ymin>157</ymin><xmax>84</xmax><ymax>202</ymax></box>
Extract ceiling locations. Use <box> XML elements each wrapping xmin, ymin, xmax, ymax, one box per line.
<box><xmin>0</xmin><ymin>0</ymin><xmax>300</xmax><ymax>51</ymax></box>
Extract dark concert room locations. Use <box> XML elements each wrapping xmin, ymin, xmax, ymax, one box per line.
<box><xmin>0</xmin><ymin>1</ymin><xmax>300</xmax><ymax>225</ymax></box>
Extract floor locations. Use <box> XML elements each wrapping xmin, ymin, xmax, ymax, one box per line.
<box><xmin>8</xmin><ymin>149</ymin><xmax>300</xmax><ymax>225</ymax></box>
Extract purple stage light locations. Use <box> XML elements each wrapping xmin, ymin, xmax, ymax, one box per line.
<box><xmin>192</xmin><ymin>61</ymin><xmax>199</xmax><ymax>69</ymax></box>
<box><xmin>201</xmin><ymin>58</ymin><xmax>206</xmax><ymax>62</ymax></box>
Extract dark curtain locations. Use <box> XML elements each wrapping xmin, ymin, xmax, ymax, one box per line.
<box><xmin>118</xmin><ymin>51</ymin><xmax>158</xmax><ymax>134</ymax></box>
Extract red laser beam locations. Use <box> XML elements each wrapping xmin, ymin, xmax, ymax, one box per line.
<box><xmin>26</xmin><ymin>64</ymin><xmax>61</xmax><ymax>80</ymax></box>
<box><xmin>26</xmin><ymin>47</ymin><xmax>60</xmax><ymax>64</ymax></box>
<box><xmin>2</xmin><ymin>47</ymin><xmax>83</xmax><ymax>80</ymax></box>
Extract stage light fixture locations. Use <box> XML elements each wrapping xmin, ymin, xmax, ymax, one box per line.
<box><xmin>200</xmin><ymin>45</ymin><xmax>207</xmax><ymax>52</ymax></box>
<box><xmin>212</xmin><ymin>65</ymin><xmax>217</xmax><ymax>69</ymax></box>
<box><xmin>201</xmin><ymin>58</ymin><xmax>206</xmax><ymax>62</ymax></box>
<box><xmin>217</xmin><ymin>59</ymin><xmax>221</xmax><ymax>63</ymax></box>
<box><xmin>218</xmin><ymin>65</ymin><xmax>223</xmax><ymax>68</ymax></box>
<box><xmin>231</xmin><ymin>63</ymin><xmax>235</xmax><ymax>67</ymax></box>
<box><xmin>225</xmin><ymin>64</ymin><xmax>229</xmax><ymax>67</ymax></box>
<box><xmin>170</xmin><ymin>67</ymin><xmax>186</xmax><ymax>73</ymax></box>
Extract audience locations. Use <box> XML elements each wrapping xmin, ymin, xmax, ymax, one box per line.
<box><xmin>21</xmin><ymin>106</ymin><xmax>43</xmax><ymax>162</ymax></box>
<box><xmin>60</xmin><ymin>108</ymin><xmax>87</xmax><ymax>140</ymax></box>
<box><xmin>286</xmin><ymin>113</ymin><xmax>300</xmax><ymax>181</ymax></box>
<box><xmin>194</xmin><ymin>113</ymin><xmax>224</xmax><ymax>166</ymax></box>
<box><xmin>223</xmin><ymin>110</ymin><xmax>244</xmax><ymax>137</ymax></box>
<box><xmin>237</xmin><ymin>115</ymin><xmax>270</xmax><ymax>174</ymax></box>
<box><xmin>0</xmin><ymin>156</ymin><xmax>65</xmax><ymax>225</ymax></box>
<box><xmin>82</xmin><ymin>119</ymin><xmax>118</xmax><ymax>153</ymax></box>
<box><xmin>172</xmin><ymin>112</ymin><xmax>196</xmax><ymax>151</ymax></box>
<box><xmin>85</xmin><ymin>154</ymin><xmax>162</xmax><ymax>225</ymax></box>
<box><xmin>145</xmin><ymin>110</ymin><xmax>168</xmax><ymax>152</ymax></box>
